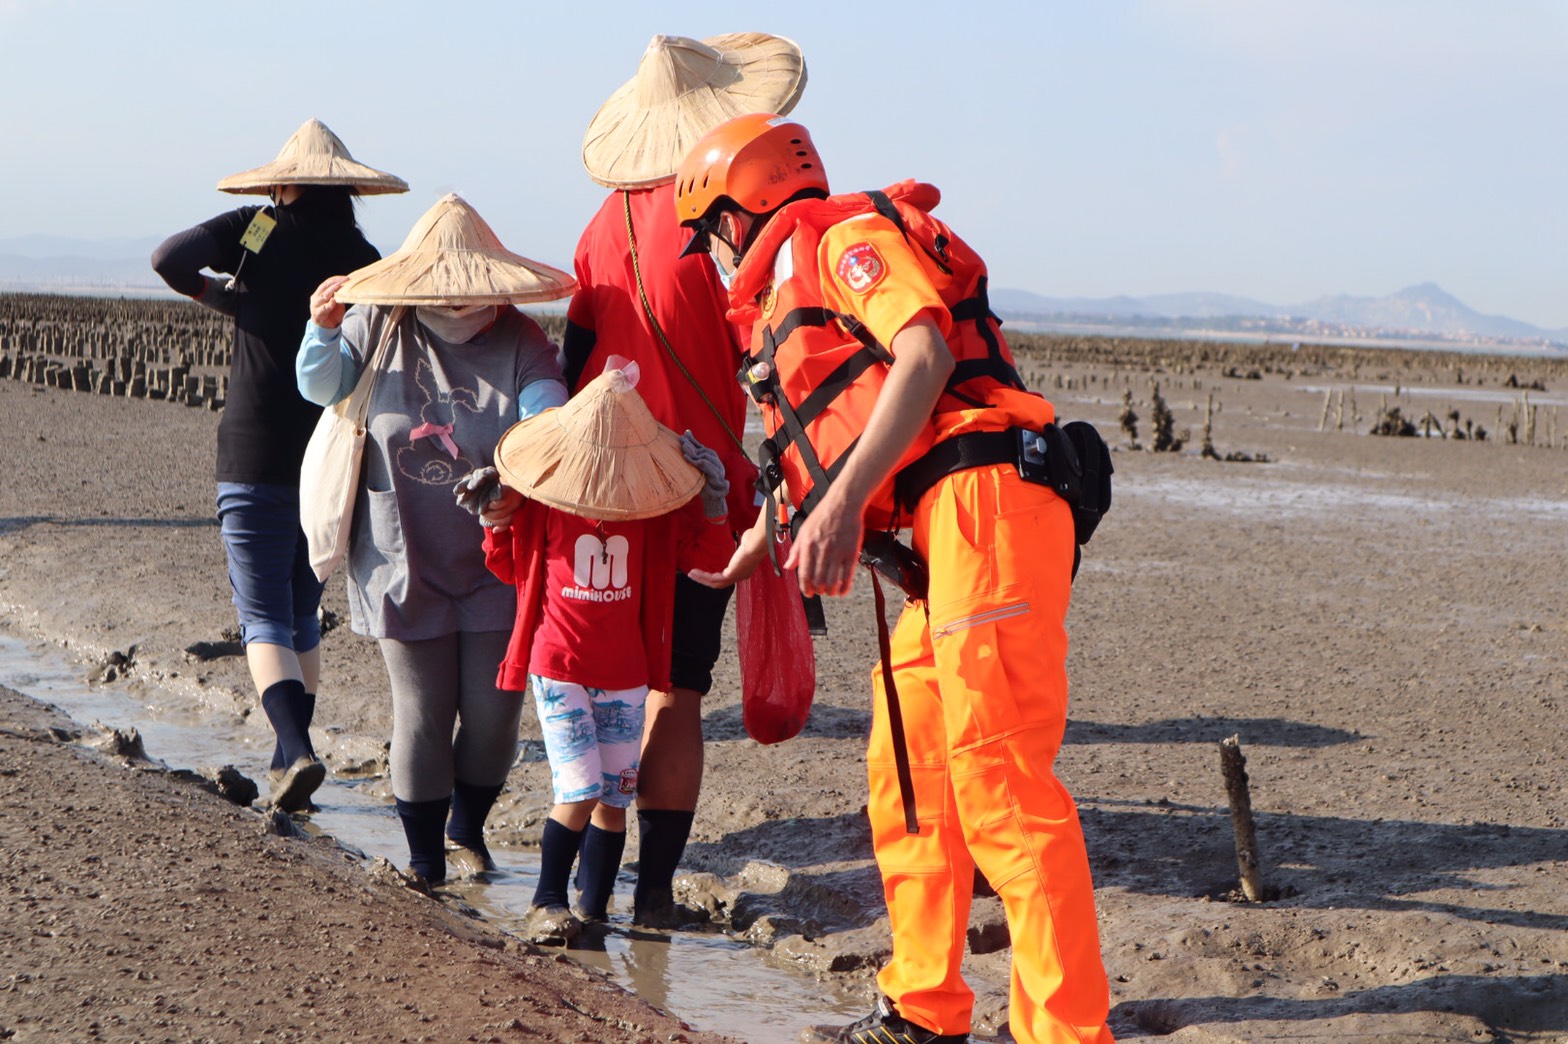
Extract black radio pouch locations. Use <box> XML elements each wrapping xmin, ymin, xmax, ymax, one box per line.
<box><xmin>860</xmin><ymin>531</ymin><xmax>930</xmax><ymax>602</ymax></box>
<box><xmin>1026</xmin><ymin>421</ymin><xmax>1113</xmax><ymax>546</ymax></box>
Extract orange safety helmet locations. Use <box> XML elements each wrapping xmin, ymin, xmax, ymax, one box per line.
<box><xmin>674</xmin><ymin>113</ymin><xmax>829</xmax><ymax>226</ymax></box>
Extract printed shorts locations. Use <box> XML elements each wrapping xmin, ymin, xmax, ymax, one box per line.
<box><xmin>529</xmin><ymin>675</ymin><xmax>647</xmax><ymax>807</ymax></box>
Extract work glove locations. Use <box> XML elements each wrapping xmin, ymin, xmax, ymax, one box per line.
<box><xmin>453</xmin><ymin>467</ymin><xmax>503</xmax><ymax>520</ymax></box>
<box><xmin>680</xmin><ymin>430</ymin><xmax>729</xmax><ymax>519</ymax></box>
<box><xmin>197</xmin><ymin>275</ymin><xmax>239</xmax><ymax>318</ymax></box>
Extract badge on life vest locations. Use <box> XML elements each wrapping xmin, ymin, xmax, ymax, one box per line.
<box><xmin>835</xmin><ymin>242</ymin><xmax>887</xmax><ymax>294</ymax></box>
<box><xmin>760</xmin><ymin>280</ymin><xmax>778</xmax><ymax>319</ymax></box>
<box><xmin>239</xmin><ymin>211</ymin><xmax>277</xmax><ymax>254</ymax></box>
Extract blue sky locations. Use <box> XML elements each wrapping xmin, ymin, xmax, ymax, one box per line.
<box><xmin>1</xmin><ymin>1</ymin><xmax>1564</xmax><ymax>327</ymax></box>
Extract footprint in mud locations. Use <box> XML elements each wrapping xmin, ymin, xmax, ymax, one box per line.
<box><xmin>183</xmin><ymin>638</ymin><xmax>243</xmax><ymax>661</ymax></box>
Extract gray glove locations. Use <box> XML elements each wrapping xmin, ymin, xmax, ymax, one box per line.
<box><xmin>197</xmin><ymin>275</ymin><xmax>239</xmax><ymax>317</ymax></box>
<box><xmin>453</xmin><ymin>467</ymin><xmax>502</xmax><ymax>517</ymax></box>
<box><xmin>680</xmin><ymin>430</ymin><xmax>729</xmax><ymax>519</ymax></box>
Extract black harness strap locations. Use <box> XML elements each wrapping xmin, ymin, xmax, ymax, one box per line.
<box><xmin>870</xmin><ymin>569</ymin><xmax>920</xmax><ymax>835</ymax></box>
<box><xmin>892</xmin><ymin>429</ymin><xmax>1016</xmax><ymax>515</ymax></box>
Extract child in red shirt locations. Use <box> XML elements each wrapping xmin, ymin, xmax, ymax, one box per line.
<box><xmin>465</xmin><ymin>364</ymin><xmax>733</xmax><ymax>942</ymax></box>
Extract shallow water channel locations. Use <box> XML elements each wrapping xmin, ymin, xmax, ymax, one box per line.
<box><xmin>0</xmin><ymin>632</ymin><xmax>869</xmax><ymax>1042</ymax></box>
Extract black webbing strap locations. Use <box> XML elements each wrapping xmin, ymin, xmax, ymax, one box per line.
<box><xmin>752</xmin><ymin>306</ymin><xmax>894</xmax><ymax>524</ymax></box>
<box><xmin>870</xmin><ymin>569</ymin><xmax>920</xmax><ymax>835</ymax></box>
<box><xmin>754</xmin><ymin>316</ymin><xmax>836</xmax><ymax>504</ymax></box>
<box><xmin>893</xmin><ymin>429</ymin><xmax>1017</xmax><ymax>514</ymax></box>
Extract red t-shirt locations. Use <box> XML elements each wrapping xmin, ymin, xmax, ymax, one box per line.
<box><xmin>528</xmin><ymin>511</ymin><xmax>649</xmax><ymax>691</ymax></box>
<box><xmin>565</xmin><ymin>185</ymin><xmax>759</xmax><ymax>527</ymax></box>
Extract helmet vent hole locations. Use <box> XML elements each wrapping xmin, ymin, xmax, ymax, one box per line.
<box><xmin>800</xmin><ymin>163</ymin><xmax>814</xmax><ymax>170</ymax></box>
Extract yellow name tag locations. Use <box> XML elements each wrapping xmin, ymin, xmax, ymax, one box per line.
<box><xmin>239</xmin><ymin>211</ymin><xmax>277</xmax><ymax>254</ymax></box>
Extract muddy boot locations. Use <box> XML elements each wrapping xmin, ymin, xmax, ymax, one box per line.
<box><xmin>630</xmin><ymin>877</ymin><xmax>718</xmax><ymax>928</ymax></box>
<box><xmin>445</xmin><ymin>844</ymin><xmax>497</xmax><ymax>879</ymax></box>
<box><xmin>444</xmin><ymin>779</ymin><xmax>502</xmax><ymax>878</ymax></box>
<box><xmin>395</xmin><ymin>795</ymin><xmax>451</xmax><ymax>886</ymax></box>
<box><xmin>632</xmin><ymin>808</ymin><xmax>694</xmax><ymax>925</ymax></box>
<box><xmin>524</xmin><ymin>904</ymin><xmax>581</xmax><ymax>946</ymax></box>
<box><xmin>270</xmin><ymin>756</ymin><xmax>326</xmax><ymax>814</ymax></box>
<box><xmin>802</xmin><ymin>995</ymin><xmax>969</xmax><ymax>1044</ymax></box>
<box><xmin>262</xmin><ymin>680</ymin><xmax>323</xmax><ymax>812</ymax></box>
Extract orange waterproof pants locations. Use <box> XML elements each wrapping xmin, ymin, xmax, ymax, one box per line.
<box><xmin>868</xmin><ymin>464</ymin><xmax>1112</xmax><ymax>1043</ymax></box>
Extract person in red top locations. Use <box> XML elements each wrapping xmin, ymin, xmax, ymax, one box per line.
<box><xmin>562</xmin><ymin>32</ymin><xmax>806</xmax><ymax>925</ymax></box>
<box><xmin>468</xmin><ymin>364</ymin><xmax>733</xmax><ymax>943</ymax></box>
<box><xmin>676</xmin><ymin>115</ymin><xmax>1114</xmax><ymax>1044</ymax></box>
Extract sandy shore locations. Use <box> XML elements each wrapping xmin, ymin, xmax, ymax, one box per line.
<box><xmin>2</xmin><ymin>336</ymin><xmax>1567</xmax><ymax>1042</ymax></box>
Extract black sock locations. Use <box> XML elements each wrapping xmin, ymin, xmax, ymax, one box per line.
<box><xmin>533</xmin><ymin>818</ymin><xmax>585</xmax><ymax>910</ymax></box>
<box><xmin>447</xmin><ymin>779</ymin><xmax>503</xmax><ymax>859</ymax></box>
<box><xmin>577</xmin><ymin>824</ymin><xmax>627</xmax><ymax>920</ymax></box>
<box><xmin>633</xmin><ymin>809</ymin><xmax>694</xmax><ymax>913</ymax></box>
<box><xmin>395</xmin><ymin>795</ymin><xmax>451</xmax><ymax>885</ymax></box>
<box><xmin>261</xmin><ymin>680</ymin><xmax>314</xmax><ymax>767</ymax></box>
<box><xmin>271</xmin><ymin>690</ymin><xmax>316</xmax><ymax>772</ymax></box>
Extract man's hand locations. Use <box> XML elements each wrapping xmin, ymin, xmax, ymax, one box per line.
<box><xmin>784</xmin><ymin>485</ymin><xmax>863</xmax><ymax>597</ymax></box>
<box><xmin>783</xmin><ymin>312</ymin><xmax>954</xmax><ymax>598</ymax></box>
<box><xmin>310</xmin><ymin>275</ymin><xmax>350</xmax><ymax>329</ymax></box>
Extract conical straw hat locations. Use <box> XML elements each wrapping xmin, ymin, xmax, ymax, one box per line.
<box><xmin>583</xmin><ymin>32</ymin><xmax>806</xmax><ymax>189</ymax></box>
<box><xmin>333</xmin><ymin>194</ymin><xmax>577</xmax><ymax>306</ymax></box>
<box><xmin>217</xmin><ymin>118</ymin><xmax>407</xmax><ymax>195</ymax></box>
<box><xmin>495</xmin><ymin>368</ymin><xmax>703</xmax><ymax>521</ymax></box>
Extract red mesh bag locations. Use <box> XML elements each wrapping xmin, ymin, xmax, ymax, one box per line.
<box><xmin>735</xmin><ymin>544</ymin><xmax>816</xmax><ymax>744</ymax></box>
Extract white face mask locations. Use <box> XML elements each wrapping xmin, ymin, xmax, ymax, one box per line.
<box><xmin>416</xmin><ymin>304</ymin><xmax>497</xmax><ymax>343</ymax></box>
<box><xmin>712</xmin><ymin>257</ymin><xmax>735</xmax><ymax>290</ymax></box>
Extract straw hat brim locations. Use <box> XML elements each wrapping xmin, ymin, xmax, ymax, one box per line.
<box><xmin>217</xmin><ymin>167</ymin><xmax>409</xmax><ymax>195</ymax></box>
<box><xmin>217</xmin><ymin>118</ymin><xmax>408</xmax><ymax>195</ymax></box>
<box><xmin>582</xmin><ymin>32</ymin><xmax>806</xmax><ymax>189</ymax></box>
<box><xmin>495</xmin><ymin>411</ymin><xmax>703</xmax><ymax>522</ymax></box>
<box><xmin>333</xmin><ymin>249</ymin><xmax>577</xmax><ymax>306</ymax></box>
<box><xmin>333</xmin><ymin>193</ymin><xmax>577</xmax><ymax>306</ymax></box>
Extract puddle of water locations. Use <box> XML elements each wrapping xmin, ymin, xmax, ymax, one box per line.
<box><xmin>1294</xmin><ymin>383</ymin><xmax>1568</xmax><ymax>408</ymax></box>
<box><xmin>0</xmin><ymin>632</ymin><xmax>869</xmax><ymax>1043</ymax></box>
<box><xmin>1118</xmin><ymin>471</ymin><xmax>1568</xmax><ymax>522</ymax></box>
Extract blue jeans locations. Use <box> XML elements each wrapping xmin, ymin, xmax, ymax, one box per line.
<box><xmin>216</xmin><ymin>482</ymin><xmax>323</xmax><ymax>651</ymax></box>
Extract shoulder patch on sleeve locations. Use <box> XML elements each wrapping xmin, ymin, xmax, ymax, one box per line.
<box><xmin>834</xmin><ymin>242</ymin><xmax>888</xmax><ymax>294</ymax></box>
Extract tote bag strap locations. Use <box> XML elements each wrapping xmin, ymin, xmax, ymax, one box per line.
<box><xmin>339</xmin><ymin>304</ymin><xmax>407</xmax><ymax>426</ymax></box>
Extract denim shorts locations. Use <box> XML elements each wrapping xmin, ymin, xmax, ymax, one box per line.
<box><xmin>215</xmin><ymin>482</ymin><xmax>324</xmax><ymax>651</ymax></box>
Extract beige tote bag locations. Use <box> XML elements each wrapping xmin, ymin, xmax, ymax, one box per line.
<box><xmin>299</xmin><ymin>306</ymin><xmax>404</xmax><ymax>582</ymax></box>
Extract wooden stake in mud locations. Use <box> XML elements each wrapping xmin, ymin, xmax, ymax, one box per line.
<box><xmin>1318</xmin><ymin>389</ymin><xmax>1332</xmax><ymax>432</ymax></box>
<box><xmin>1219</xmin><ymin>734</ymin><xmax>1265</xmax><ymax>901</ymax></box>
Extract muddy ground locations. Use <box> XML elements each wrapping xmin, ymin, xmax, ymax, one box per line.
<box><xmin>1</xmin><ymin>332</ymin><xmax>1566</xmax><ymax>1042</ymax></box>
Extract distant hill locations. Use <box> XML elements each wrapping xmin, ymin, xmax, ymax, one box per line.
<box><xmin>0</xmin><ymin>236</ymin><xmax>172</xmax><ymax>297</ymax></box>
<box><xmin>1</xmin><ymin>236</ymin><xmax>1561</xmax><ymax>348</ymax></box>
<box><xmin>989</xmin><ymin>283</ymin><xmax>1568</xmax><ymax>348</ymax></box>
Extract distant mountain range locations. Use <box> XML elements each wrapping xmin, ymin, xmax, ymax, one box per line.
<box><xmin>1</xmin><ymin>236</ymin><xmax>1562</xmax><ymax>350</ymax></box>
<box><xmin>988</xmin><ymin>283</ymin><xmax>1568</xmax><ymax>349</ymax></box>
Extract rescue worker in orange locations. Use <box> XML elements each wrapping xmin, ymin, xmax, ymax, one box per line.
<box><xmin>679</xmin><ymin>114</ymin><xmax>1114</xmax><ymax>1044</ymax></box>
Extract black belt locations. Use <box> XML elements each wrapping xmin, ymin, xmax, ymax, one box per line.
<box><xmin>892</xmin><ymin>429</ymin><xmax>1018</xmax><ymax>514</ymax></box>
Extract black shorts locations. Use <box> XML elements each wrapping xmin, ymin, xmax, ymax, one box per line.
<box><xmin>668</xmin><ymin>573</ymin><xmax>733</xmax><ymax>695</ymax></box>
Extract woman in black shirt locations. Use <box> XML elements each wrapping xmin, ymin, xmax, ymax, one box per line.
<box><xmin>152</xmin><ymin>119</ymin><xmax>405</xmax><ymax>811</ymax></box>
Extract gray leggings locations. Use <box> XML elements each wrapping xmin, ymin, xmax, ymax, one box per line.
<box><xmin>377</xmin><ymin>631</ymin><xmax>521</xmax><ymax>802</ymax></box>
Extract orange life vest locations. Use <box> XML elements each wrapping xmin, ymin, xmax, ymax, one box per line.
<box><xmin>727</xmin><ymin>180</ymin><xmax>1045</xmax><ymax>530</ymax></box>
